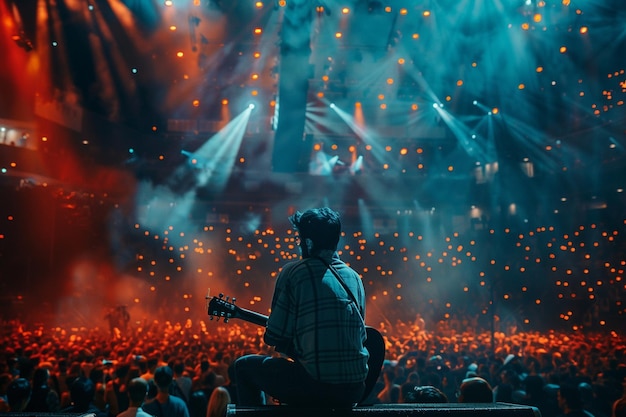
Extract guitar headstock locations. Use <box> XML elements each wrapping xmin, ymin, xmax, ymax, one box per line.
<box><xmin>207</xmin><ymin>293</ymin><xmax>239</xmax><ymax>322</ymax></box>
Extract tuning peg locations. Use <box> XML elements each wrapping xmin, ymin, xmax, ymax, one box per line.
<box><xmin>226</xmin><ymin>296</ymin><xmax>230</xmax><ymax>302</ymax></box>
<box><xmin>232</xmin><ymin>297</ymin><xmax>236</xmax><ymax>304</ymax></box>
<box><xmin>209</xmin><ymin>316</ymin><xmax>214</xmax><ymax>321</ymax></box>
<box><xmin>219</xmin><ymin>293</ymin><xmax>224</xmax><ymax>299</ymax></box>
<box><xmin>224</xmin><ymin>318</ymin><xmax>229</xmax><ymax>323</ymax></box>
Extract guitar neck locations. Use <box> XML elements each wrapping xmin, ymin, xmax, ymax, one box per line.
<box><xmin>207</xmin><ymin>294</ymin><xmax>269</xmax><ymax>327</ymax></box>
<box><xmin>237</xmin><ymin>308</ymin><xmax>268</xmax><ymax>327</ymax></box>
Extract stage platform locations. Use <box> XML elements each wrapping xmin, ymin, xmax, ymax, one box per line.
<box><xmin>227</xmin><ymin>402</ymin><xmax>542</xmax><ymax>417</ymax></box>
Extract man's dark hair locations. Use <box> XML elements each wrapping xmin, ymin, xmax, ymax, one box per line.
<box><xmin>153</xmin><ymin>366</ymin><xmax>174</xmax><ymax>389</ymax></box>
<box><xmin>289</xmin><ymin>207</ymin><xmax>341</xmax><ymax>251</ymax></box>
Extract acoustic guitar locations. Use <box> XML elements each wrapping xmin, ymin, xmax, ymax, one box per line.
<box><xmin>206</xmin><ymin>292</ymin><xmax>385</xmax><ymax>405</ymax></box>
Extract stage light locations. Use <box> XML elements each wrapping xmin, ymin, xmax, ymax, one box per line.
<box><xmin>473</xmin><ymin>100</ymin><xmax>478</xmax><ymax>105</ymax></box>
<box><xmin>248</xmin><ymin>103</ymin><xmax>255</xmax><ymax>109</ymax></box>
<box><xmin>330</xmin><ymin>103</ymin><xmax>336</xmax><ymax>109</ymax></box>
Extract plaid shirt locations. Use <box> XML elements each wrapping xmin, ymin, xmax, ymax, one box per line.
<box><xmin>264</xmin><ymin>251</ymin><xmax>369</xmax><ymax>384</ymax></box>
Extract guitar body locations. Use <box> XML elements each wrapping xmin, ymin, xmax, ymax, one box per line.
<box><xmin>361</xmin><ymin>326</ymin><xmax>385</xmax><ymax>405</ymax></box>
<box><xmin>208</xmin><ymin>294</ymin><xmax>385</xmax><ymax>405</ymax></box>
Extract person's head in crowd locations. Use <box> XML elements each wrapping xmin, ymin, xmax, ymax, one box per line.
<box><xmin>173</xmin><ymin>359</ymin><xmax>186</xmax><ymax>376</ymax></box>
<box><xmin>406</xmin><ymin>371</ymin><xmax>420</xmax><ymax>386</ymax></box>
<box><xmin>89</xmin><ymin>365</ymin><xmax>105</xmax><ymax>385</ymax></box>
<box><xmin>466</xmin><ymin>363</ymin><xmax>478</xmax><ymax>379</ymax></box>
<box><xmin>69</xmin><ymin>361</ymin><xmax>82</xmax><ymax>378</ymax></box>
<box><xmin>457</xmin><ymin>377</ymin><xmax>493</xmax><ymax>403</ymax></box>
<box><xmin>69</xmin><ymin>377</ymin><xmax>95</xmax><ymax>411</ymax></box>
<box><xmin>577</xmin><ymin>382</ymin><xmax>595</xmax><ymax>408</ymax></box>
<box><xmin>402</xmin><ymin>385</ymin><xmax>448</xmax><ymax>403</ymax></box>
<box><xmin>115</xmin><ymin>362</ymin><xmax>131</xmax><ymax>381</ymax></box>
<box><xmin>523</xmin><ymin>375</ymin><xmax>546</xmax><ymax>399</ymax></box>
<box><xmin>394</xmin><ymin>366</ymin><xmax>406</xmax><ymax>383</ymax></box>
<box><xmin>424</xmin><ymin>372</ymin><xmax>442</xmax><ymax>390</ymax></box>
<box><xmin>147</xmin><ymin>356</ymin><xmax>159</xmax><ymax>371</ymax></box>
<box><xmin>136</xmin><ymin>356</ymin><xmax>148</xmax><ymax>374</ymax></box>
<box><xmin>6</xmin><ymin>378</ymin><xmax>31</xmax><ymax>411</ymax></box>
<box><xmin>501</xmin><ymin>369</ymin><xmax>520</xmax><ymax>387</ymax></box>
<box><xmin>127</xmin><ymin>377</ymin><xmax>149</xmax><ymax>407</ymax></box>
<box><xmin>32</xmin><ymin>366</ymin><xmax>51</xmax><ymax>387</ymax></box>
<box><xmin>57</xmin><ymin>358</ymin><xmax>68</xmax><ymax>373</ymax></box>
<box><xmin>203</xmin><ymin>370</ymin><xmax>217</xmax><ymax>389</ymax></box>
<box><xmin>206</xmin><ymin>386</ymin><xmax>231</xmax><ymax>417</ymax></box>
<box><xmin>557</xmin><ymin>383</ymin><xmax>584</xmax><ymax>413</ymax></box>
<box><xmin>494</xmin><ymin>382</ymin><xmax>513</xmax><ymax>402</ymax></box>
<box><xmin>153</xmin><ymin>366</ymin><xmax>174</xmax><ymax>390</ymax></box>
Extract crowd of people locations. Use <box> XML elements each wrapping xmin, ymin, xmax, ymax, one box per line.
<box><xmin>0</xmin><ymin>317</ymin><xmax>624</xmax><ymax>416</ymax></box>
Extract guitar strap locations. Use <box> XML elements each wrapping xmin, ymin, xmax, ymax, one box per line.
<box><xmin>316</xmin><ymin>257</ymin><xmax>366</xmax><ymax>325</ymax></box>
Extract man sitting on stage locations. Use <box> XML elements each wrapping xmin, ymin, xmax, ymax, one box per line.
<box><xmin>234</xmin><ymin>207</ymin><xmax>369</xmax><ymax>408</ymax></box>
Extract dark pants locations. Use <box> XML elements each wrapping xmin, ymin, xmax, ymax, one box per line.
<box><xmin>234</xmin><ymin>354</ymin><xmax>365</xmax><ymax>408</ymax></box>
